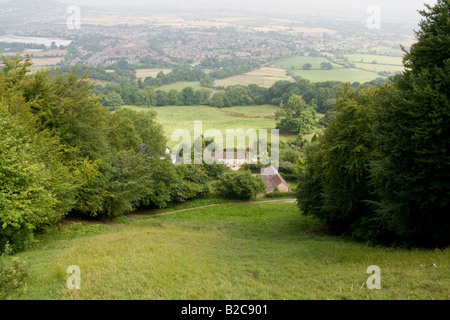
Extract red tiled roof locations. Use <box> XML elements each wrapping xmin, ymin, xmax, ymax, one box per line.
<box><xmin>259</xmin><ymin>172</ymin><xmax>289</xmax><ymax>192</ymax></box>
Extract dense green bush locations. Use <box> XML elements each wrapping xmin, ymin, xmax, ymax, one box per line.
<box><xmin>215</xmin><ymin>170</ymin><xmax>266</xmax><ymax>200</ymax></box>
<box><xmin>275</xmin><ymin>94</ymin><xmax>318</xmax><ymax>134</ymax></box>
<box><xmin>264</xmin><ymin>191</ymin><xmax>295</xmax><ymax>199</ymax></box>
<box><xmin>0</xmin><ymin>245</ymin><xmax>29</xmax><ymax>299</ymax></box>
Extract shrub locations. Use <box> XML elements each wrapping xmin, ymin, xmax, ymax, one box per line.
<box><xmin>215</xmin><ymin>170</ymin><xmax>266</xmax><ymax>200</ymax></box>
<box><xmin>0</xmin><ymin>245</ymin><xmax>29</xmax><ymax>299</ymax></box>
<box><xmin>264</xmin><ymin>191</ymin><xmax>295</xmax><ymax>199</ymax></box>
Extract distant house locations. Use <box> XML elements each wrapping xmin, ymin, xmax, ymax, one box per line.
<box><xmin>258</xmin><ymin>166</ymin><xmax>290</xmax><ymax>193</ymax></box>
<box><xmin>160</xmin><ymin>146</ymin><xmax>177</xmax><ymax>164</ymax></box>
<box><xmin>204</xmin><ymin>151</ymin><xmax>249</xmax><ymax>170</ymax></box>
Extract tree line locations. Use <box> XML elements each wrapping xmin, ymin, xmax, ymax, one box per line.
<box><xmin>96</xmin><ymin>77</ymin><xmax>387</xmax><ymax>114</ymax></box>
<box><xmin>0</xmin><ymin>55</ymin><xmax>237</xmax><ymax>253</ymax></box>
<box><xmin>0</xmin><ymin>55</ymin><xmax>277</xmax><ymax>254</ymax></box>
<box><xmin>296</xmin><ymin>0</ymin><xmax>450</xmax><ymax>248</ymax></box>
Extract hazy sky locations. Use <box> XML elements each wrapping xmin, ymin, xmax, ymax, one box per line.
<box><xmin>0</xmin><ymin>0</ymin><xmax>438</xmax><ymax>24</ymax></box>
<box><xmin>56</xmin><ymin>0</ymin><xmax>434</xmax><ymax>16</ymax></box>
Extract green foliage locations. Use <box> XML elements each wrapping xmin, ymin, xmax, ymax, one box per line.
<box><xmin>0</xmin><ymin>57</ymin><xmax>78</xmax><ymax>251</ymax></box>
<box><xmin>180</xmin><ymin>86</ymin><xmax>196</xmax><ymax>105</ymax></box>
<box><xmin>101</xmin><ymin>91</ymin><xmax>124</xmax><ymax>109</ymax></box>
<box><xmin>296</xmin><ymin>1</ymin><xmax>450</xmax><ymax>247</ymax></box>
<box><xmin>142</xmin><ymin>67</ymin><xmax>206</xmax><ymax>88</ymax></box>
<box><xmin>201</xmin><ymin>162</ymin><xmax>229</xmax><ymax>178</ymax></box>
<box><xmin>1</xmin><ymin>54</ymin><xmax>210</xmax><ymax>251</ymax></box>
<box><xmin>170</xmin><ymin>165</ymin><xmax>210</xmax><ymax>202</ymax></box>
<box><xmin>275</xmin><ymin>94</ymin><xmax>318</xmax><ymax>134</ymax></box>
<box><xmin>167</xmin><ymin>88</ymin><xmax>180</xmax><ymax>105</ymax></box>
<box><xmin>320</xmin><ymin>62</ymin><xmax>333</xmax><ymax>70</ymax></box>
<box><xmin>0</xmin><ymin>244</ymin><xmax>29</xmax><ymax>299</ymax></box>
<box><xmin>210</xmin><ymin>90</ymin><xmax>227</xmax><ymax>108</ymax></box>
<box><xmin>297</xmin><ymin>85</ymin><xmax>380</xmax><ymax>239</ymax></box>
<box><xmin>369</xmin><ymin>0</ymin><xmax>450</xmax><ymax>247</ymax></box>
<box><xmin>0</xmin><ymin>257</ymin><xmax>28</xmax><ymax>299</ymax></box>
<box><xmin>215</xmin><ymin>170</ymin><xmax>266</xmax><ymax>200</ymax></box>
<box><xmin>264</xmin><ymin>191</ymin><xmax>295</xmax><ymax>199</ymax></box>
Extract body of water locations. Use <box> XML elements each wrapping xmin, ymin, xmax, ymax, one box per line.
<box><xmin>0</xmin><ymin>35</ymin><xmax>72</xmax><ymax>47</ymax></box>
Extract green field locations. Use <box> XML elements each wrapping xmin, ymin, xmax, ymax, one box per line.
<box><xmin>365</xmin><ymin>46</ymin><xmax>405</xmax><ymax>57</ymax></box>
<box><xmin>157</xmin><ymin>81</ymin><xmax>206</xmax><ymax>92</ymax></box>
<box><xmin>7</xmin><ymin>201</ymin><xmax>450</xmax><ymax>300</ymax></box>
<box><xmin>275</xmin><ymin>56</ymin><xmax>343</xmax><ymax>71</ymax></box>
<box><xmin>346</xmin><ymin>54</ymin><xmax>404</xmax><ymax>75</ymax></box>
<box><xmin>346</xmin><ymin>54</ymin><xmax>403</xmax><ymax>66</ymax></box>
<box><xmin>123</xmin><ymin>104</ymin><xmax>284</xmax><ymax>148</ymax></box>
<box><xmin>214</xmin><ymin>67</ymin><xmax>295</xmax><ymax>88</ymax></box>
<box><xmin>274</xmin><ymin>55</ymin><xmax>404</xmax><ymax>83</ymax></box>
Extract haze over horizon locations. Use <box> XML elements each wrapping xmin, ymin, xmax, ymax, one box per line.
<box><xmin>58</xmin><ymin>0</ymin><xmax>436</xmax><ymax>20</ymax></box>
<box><xmin>0</xmin><ymin>0</ymin><xmax>438</xmax><ymax>24</ymax></box>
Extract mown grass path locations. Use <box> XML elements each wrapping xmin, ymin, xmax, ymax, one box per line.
<box><xmin>126</xmin><ymin>199</ymin><xmax>297</xmax><ymax>219</ymax></box>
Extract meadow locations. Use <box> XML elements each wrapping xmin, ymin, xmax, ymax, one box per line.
<box><xmin>274</xmin><ymin>55</ymin><xmax>404</xmax><ymax>83</ymax></box>
<box><xmin>7</xmin><ymin>201</ymin><xmax>450</xmax><ymax>300</ymax></box>
<box><xmin>135</xmin><ymin>68</ymin><xmax>173</xmax><ymax>81</ymax></box>
<box><xmin>122</xmin><ymin>104</ymin><xmax>290</xmax><ymax>148</ymax></box>
<box><xmin>214</xmin><ymin>67</ymin><xmax>294</xmax><ymax>88</ymax></box>
<box><xmin>157</xmin><ymin>81</ymin><xmax>205</xmax><ymax>92</ymax></box>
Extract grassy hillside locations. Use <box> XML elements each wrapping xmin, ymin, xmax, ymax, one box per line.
<box><xmin>7</xmin><ymin>201</ymin><xmax>450</xmax><ymax>300</ymax></box>
<box><xmin>122</xmin><ymin>104</ymin><xmax>283</xmax><ymax>148</ymax></box>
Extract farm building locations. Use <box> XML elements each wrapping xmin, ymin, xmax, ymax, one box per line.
<box><xmin>204</xmin><ymin>151</ymin><xmax>249</xmax><ymax>170</ymax></box>
<box><xmin>259</xmin><ymin>166</ymin><xmax>290</xmax><ymax>193</ymax></box>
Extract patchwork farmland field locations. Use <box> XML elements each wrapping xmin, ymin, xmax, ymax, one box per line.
<box><xmin>274</xmin><ymin>55</ymin><xmax>404</xmax><ymax>83</ymax></box>
<box><xmin>214</xmin><ymin>67</ymin><xmax>295</xmax><ymax>88</ymax></box>
<box><xmin>157</xmin><ymin>81</ymin><xmax>205</xmax><ymax>92</ymax></box>
<box><xmin>135</xmin><ymin>68</ymin><xmax>173</xmax><ymax>81</ymax></box>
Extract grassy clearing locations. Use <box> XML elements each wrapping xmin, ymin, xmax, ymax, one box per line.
<box><xmin>30</xmin><ymin>57</ymin><xmax>64</xmax><ymax>67</ymax></box>
<box><xmin>26</xmin><ymin>49</ymin><xmax>67</xmax><ymax>57</ymax></box>
<box><xmin>366</xmin><ymin>47</ymin><xmax>404</xmax><ymax>56</ymax></box>
<box><xmin>346</xmin><ymin>54</ymin><xmax>403</xmax><ymax>66</ymax></box>
<box><xmin>214</xmin><ymin>67</ymin><xmax>294</xmax><ymax>88</ymax></box>
<box><xmin>121</xmin><ymin>104</ymin><xmax>317</xmax><ymax>148</ymax></box>
<box><xmin>8</xmin><ymin>202</ymin><xmax>450</xmax><ymax>300</ymax></box>
<box><xmin>157</xmin><ymin>81</ymin><xmax>205</xmax><ymax>91</ymax></box>
<box><xmin>293</xmin><ymin>68</ymin><xmax>379</xmax><ymax>83</ymax></box>
<box><xmin>122</xmin><ymin>104</ymin><xmax>280</xmax><ymax>148</ymax></box>
<box><xmin>274</xmin><ymin>55</ymin><xmax>405</xmax><ymax>83</ymax></box>
<box><xmin>135</xmin><ymin>68</ymin><xmax>172</xmax><ymax>81</ymax></box>
<box><xmin>352</xmin><ymin>63</ymin><xmax>404</xmax><ymax>74</ymax></box>
<box><xmin>275</xmin><ymin>56</ymin><xmax>379</xmax><ymax>83</ymax></box>
<box><xmin>275</xmin><ymin>56</ymin><xmax>343</xmax><ymax>71</ymax></box>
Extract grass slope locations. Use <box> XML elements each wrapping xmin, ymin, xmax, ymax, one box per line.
<box><xmin>8</xmin><ymin>202</ymin><xmax>450</xmax><ymax>300</ymax></box>
<box><xmin>122</xmin><ymin>104</ymin><xmax>281</xmax><ymax>148</ymax></box>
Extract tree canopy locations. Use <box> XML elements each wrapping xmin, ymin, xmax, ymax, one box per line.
<box><xmin>0</xmin><ymin>55</ymin><xmax>211</xmax><ymax>252</ymax></box>
<box><xmin>296</xmin><ymin>0</ymin><xmax>450</xmax><ymax>247</ymax></box>
<box><xmin>275</xmin><ymin>94</ymin><xmax>318</xmax><ymax>134</ymax></box>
